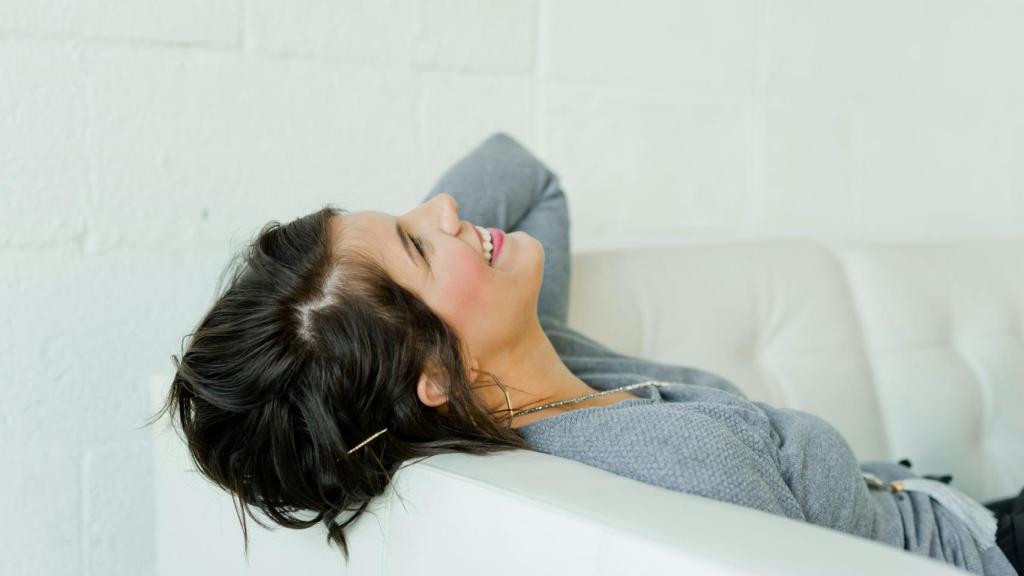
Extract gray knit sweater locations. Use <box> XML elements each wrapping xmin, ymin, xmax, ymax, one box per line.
<box><xmin>424</xmin><ymin>133</ymin><xmax>1016</xmax><ymax>575</ymax></box>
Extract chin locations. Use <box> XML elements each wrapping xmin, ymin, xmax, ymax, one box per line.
<box><xmin>497</xmin><ymin>231</ymin><xmax>543</xmax><ymax>270</ymax></box>
<box><xmin>521</xmin><ymin>232</ymin><xmax>545</xmax><ymax>262</ymax></box>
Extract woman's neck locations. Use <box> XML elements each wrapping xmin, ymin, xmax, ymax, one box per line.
<box><xmin>473</xmin><ymin>320</ymin><xmax>606</xmax><ymax>427</ymax></box>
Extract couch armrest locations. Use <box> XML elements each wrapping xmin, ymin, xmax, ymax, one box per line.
<box><xmin>350</xmin><ymin>450</ymin><xmax>965</xmax><ymax>575</ymax></box>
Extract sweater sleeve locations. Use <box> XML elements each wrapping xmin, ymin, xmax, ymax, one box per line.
<box><xmin>539</xmin><ymin>315</ymin><xmax>749</xmax><ymax>399</ymax></box>
<box><xmin>422</xmin><ymin>133</ymin><xmax>571</xmax><ymax>324</ymax></box>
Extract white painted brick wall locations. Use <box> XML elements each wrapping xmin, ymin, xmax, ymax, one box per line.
<box><xmin>2</xmin><ymin>1</ymin><xmax>1023</xmax><ymax>575</ymax></box>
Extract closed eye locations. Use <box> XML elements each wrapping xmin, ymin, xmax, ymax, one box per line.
<box><xmin>410</xmin><ymin>234</ymin><xmax>427</xmax><ymax>261</ymax></box>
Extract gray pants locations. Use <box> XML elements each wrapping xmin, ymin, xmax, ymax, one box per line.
<box><xmin>985</xmin><ymin>486</ymin><xmax>1024</xmax><ymax>575</ymax></box>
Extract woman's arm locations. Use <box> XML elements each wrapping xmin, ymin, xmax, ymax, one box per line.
<box><xmin>422</xmin><ymin>133</ymin><xmax>571</xmax><ymax>324</ymax></box>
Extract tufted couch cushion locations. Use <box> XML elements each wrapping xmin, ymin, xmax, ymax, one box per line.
<box><xmin>566</xmin><ymin>239</ymin><xmax>1024</xmax><ymax>503</ymax></box>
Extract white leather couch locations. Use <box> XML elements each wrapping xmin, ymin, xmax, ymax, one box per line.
<box><xmin>154</xmin><ymin>239</ymin><xmax>1024</xmax><ymax>575</ymax></box>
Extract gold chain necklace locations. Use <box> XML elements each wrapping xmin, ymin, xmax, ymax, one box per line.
<box><xmin>509</xmin><ymin>379</ymin><xmax>674</xmax><ymax>419</ymax></box>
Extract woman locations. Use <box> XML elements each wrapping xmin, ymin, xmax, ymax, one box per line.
<box><xmin>155</xmin><ymin>133</ymin><xmax>1021</xmax><ymax>575</ymax></box>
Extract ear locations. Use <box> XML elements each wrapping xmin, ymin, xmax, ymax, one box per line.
<box><xmin>416</xmin><ymin>363</ymin><xmax>449</xmax><ymax>409</ymax></box>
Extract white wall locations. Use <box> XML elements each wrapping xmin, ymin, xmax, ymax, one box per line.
<box><xmin>2</xmin><ymin>1</ymin><xmax>1023</xmax><ymax>575</ymax></box>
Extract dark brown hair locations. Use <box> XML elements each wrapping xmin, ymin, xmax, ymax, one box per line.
<box><xmin>149</xmin><ymin>205</ymin><xmax>530</xmax><ymax>562</ymax></box>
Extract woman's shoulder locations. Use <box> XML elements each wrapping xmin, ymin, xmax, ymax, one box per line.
<box><xmin>541</xmin><ymin>317</ymin><xmax>750</xmax><ymax>400</ymax></box>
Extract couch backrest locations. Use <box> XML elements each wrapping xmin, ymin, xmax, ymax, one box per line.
<box><xmin>566</xmin><ymin>239</ymin><xmax>1024</xmax><ymax>503</ymax></box>
<box><xmin>153</xmin><ymin>240</ymin><xmax>1022</xmax><ymax>575</ymax></box>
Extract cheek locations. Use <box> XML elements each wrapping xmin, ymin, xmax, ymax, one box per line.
<box><xmin>432</xmin><ymin>255</ymin><xmax>492</xmax><ymax>325</ymax></box>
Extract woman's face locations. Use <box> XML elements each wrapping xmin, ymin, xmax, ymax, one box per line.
<box><xmin>330</xmin><ymin>193</ymin><xmax>546</xmax><ymax>367</ymax></box>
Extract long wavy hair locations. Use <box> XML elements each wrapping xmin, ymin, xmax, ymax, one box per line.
<box><xmin>149</xmin><ymin>205</ymin><xmax>531</xmax><ymax>562</ymax></box>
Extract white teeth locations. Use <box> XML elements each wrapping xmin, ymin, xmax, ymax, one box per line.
<box><xmin>474</xmin><ymin>225</ymin><xmax>494</xmax><ymax>265</ymax></box>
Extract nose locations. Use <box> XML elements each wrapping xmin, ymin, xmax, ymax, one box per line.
<box><xmin>431</xmin><ymin>193</ymin><xmax>461</xmax><ymax>235</ymax></box>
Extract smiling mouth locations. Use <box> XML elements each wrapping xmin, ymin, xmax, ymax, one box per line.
<box><xmin>472</xmin><ymin>224</ymin><xmax>498</xmax><ymax>266</ymax></box>
<box><xmin>487</xmin><ymin>228</ymin><xmax>504</xmax><ymax>264</ymax></box>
